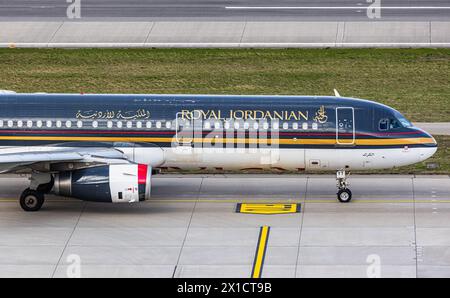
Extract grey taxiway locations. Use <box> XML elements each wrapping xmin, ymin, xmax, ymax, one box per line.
<box><xmin>0</xmin><ymin>174</ymin><xmax>449</xmax><ymax>278</ymax></box>
<box><xmin>2</xmin><ymin>0</ymin><xmax>450</xmax><ymax>48</ymax></box>
<box><xmin>1</xmin><ymin>0</ymin><xmax>450</xmax><ymax>21</ymax></box>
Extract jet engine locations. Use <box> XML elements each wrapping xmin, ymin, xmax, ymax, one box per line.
<box><xmin>52</xmin><ymin>164</ymin><xmax>152</xmax><ymax>203</ymax></box>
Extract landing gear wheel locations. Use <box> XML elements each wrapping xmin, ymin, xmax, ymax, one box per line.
<box><xmin>337</xmin><ymin>189</ymin><xmax>352</xmax><ymax>203</ymax></box>
<box><xmin>20</xmin><ymin>188</ymin><xmax>45</xmax><ymax>212</ymax></box>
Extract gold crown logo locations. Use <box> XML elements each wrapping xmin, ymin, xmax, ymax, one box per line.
<box><xmin>314</xmin><ymin>105</ymin><xmax>328</xmax><ymax>123</ymax></box>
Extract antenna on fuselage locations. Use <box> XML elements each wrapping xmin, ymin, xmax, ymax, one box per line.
<box><xmin>333</xmin><ymin>89</ymin><xmax>341</xmax><ymax>97</ymax></box>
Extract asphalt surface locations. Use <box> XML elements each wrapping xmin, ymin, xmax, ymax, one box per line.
<box><xmin>0</xmin><ymin>174</ymin><xmax>449</xmax><ymax>278</ymax></box>
<box><xmin>415</xmin><ymin>123</ymin><xmax>450</xmax><ymax>136</ymax></box>
<box><xmin>1</xmin><ymin>0</ymin><xmax>450</xmax><ymax>21</ymax></box>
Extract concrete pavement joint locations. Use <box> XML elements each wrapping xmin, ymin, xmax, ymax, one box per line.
<box><xmin>51</xmin><ymin>202</ymin><xmax>86</xmax><ymax>278</ymax></box>
<box><xmin>294</xmin><ymin>176</ymin><xmax>308</xmax><ymax>278</ymax></box>
<box><xmin>412</xmin><ymin>177</ymin><xmax>418</xmax><ymax>278</ymax></box>
<box><xmin>171</xmin><ymin>177</ymin><xmax>204</xmax><ymax>278</ymax></box>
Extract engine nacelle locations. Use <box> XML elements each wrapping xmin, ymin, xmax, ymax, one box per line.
<box><xmin>52</xmin><ymin>164</ymin><xmax>151</xmax><ymax>203</ymax></box>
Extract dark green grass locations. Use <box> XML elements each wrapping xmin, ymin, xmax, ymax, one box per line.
<box><xmin>0</xmin><ymin>48</ymin><xmax>449</xmax><ymax>122</ymax></box>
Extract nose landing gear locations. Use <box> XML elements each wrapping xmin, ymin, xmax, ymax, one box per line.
<box><xmin>336</xmin><ymin>170</ymin><xmax>352</xmax><ymax>203</ymax></box>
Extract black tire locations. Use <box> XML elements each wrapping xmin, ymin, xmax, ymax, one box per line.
<box><xmin>337</xmin><ymin>189</ymin><xmax>352</xmax><ymax>203</ymax></box>
<box><xmin>20</xmin><ymin>188</ymin><xmax>45</xmax><ymax>212</ymax></box>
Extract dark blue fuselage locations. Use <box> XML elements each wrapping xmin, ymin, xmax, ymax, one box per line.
<box><xmin>0</xmin><ymin>93</ymin><xmax>437</xmax><ymax>149</ymax></box>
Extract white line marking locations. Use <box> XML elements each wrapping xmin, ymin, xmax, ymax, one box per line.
<box><xmin>225</xmin><ymin>6</ymin><xmax>450</xmax><ymax>10</ymax></box>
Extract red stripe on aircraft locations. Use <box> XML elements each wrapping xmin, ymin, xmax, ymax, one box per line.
<box><xmin>137</xmin><ymin>164</ymin><xmax>148</xmax><ymax>185</ymax></box>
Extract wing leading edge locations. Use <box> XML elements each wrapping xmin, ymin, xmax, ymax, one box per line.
<box><xmin>0</xmin><ymin>147</ymin><xmax>131</xmax><ymax>173</ymax></box>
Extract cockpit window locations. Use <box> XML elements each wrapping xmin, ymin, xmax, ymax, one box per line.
<box><xmin>396</xmin><ymin>116</ymin><xmax>412</xmax><ymax>127</ymax></box>
<box><xmin>389</xmin><ymin>119</ymin><xmax>401</xmax><ymax>129</ymax></box>
<box><xmin>379</xmin><ymin>115</ymin><xmax>412</xmax><ymax>131</ymax></box>
<box><xmin>393</xmin><ymin>111</ymin><xmax>413</xmax><ymax>128</ymax></box>
<box><xmin>378</xmin><ymin>109</ymin><xmax>413</xmax><ymax>131</ymax></box>
<box><xmin>379</xmin><ymin>119</ymin><xmax>388</xmax><ymax>131</ymax></box>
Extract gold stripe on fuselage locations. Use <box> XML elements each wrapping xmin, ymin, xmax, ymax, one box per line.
<box><xmin>0</xmin><ymin>136</ymin><xmax>435</xmax><ymax>146</ymax></box>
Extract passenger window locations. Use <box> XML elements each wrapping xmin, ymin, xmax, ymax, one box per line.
<box><xmin>282</xmin><ymin>122</ymin><xmax>289</xmax><ymax>130</ymax></box>
<box><xmin>92</xmin><ymin>121</ymin><xmax>98</xmax><ymax>128</ymax></box>
<box><xmin>136</xmin><ymin>121</ymin><xmax>142</xmax><ymax>129</ymax></box>
<box><xmin>146</xmin><ymin>121</ymin><xmax>152</xmax><ymax>129</ymax></box>
<box><xmin>107</xmin><ymin>121</ymin><xmax>113</xmax><ymax>128</ymax></box>
<box><xmin>379</xmin><ymin>119</ymin><xmax>388</xmax><ymax>131</ymax></box>
<box><xmin>293</xmin><ymin>123</ymin><xmax>298</xmax><ymax>130</ymax></box>
<box><xmin>156</xmin><ymin>121</ymin><xmax>161</xmax><ymax>129</ymax></box>
<box><xmin>302</xmin><ymin>123</ymin><xmax>308</xmax><ymax>130</ymax></box>
<box><xmin>46</xmin><ymin>120</ymin><xmax>52</xmax><ymax>128</ymax></box>
<box><xmin>37</xmin><ymin>120</ymin><xmax>42</xmax><ymax>128</ymax></box>
<box><xmin>272</xmin><ymin>122</ymin><xmax>279</xmax><ymax>130</ymax></box>
<box><xmin>312</xmin><ymin>123</ymin><xmax>318</xmax><ymax>130</ymax></box>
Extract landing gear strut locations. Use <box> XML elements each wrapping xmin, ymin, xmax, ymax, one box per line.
<box><xmin>336</xmin><ymin>170</ymin><xmax>352</xmax><ymax>203</ymax></box>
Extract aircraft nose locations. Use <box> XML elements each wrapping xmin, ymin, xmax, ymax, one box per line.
<box><xmin>420</xmin><ymin>128</ymin><xmax>437</xmax><ymax>145</ymax></box>
<box><xmin>417</xmin><ymin>128</ymin><xmax>438</xmax><ymax>161</ymax></box>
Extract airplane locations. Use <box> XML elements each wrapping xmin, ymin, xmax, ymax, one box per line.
<box><xmin>0</xmin><ymin>90</ymin><xmax>437</xmax><ymax>211</ymax></box>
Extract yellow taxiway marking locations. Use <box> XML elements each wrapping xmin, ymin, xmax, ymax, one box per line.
<box><xmin>236</xmin><ymin>203</ymin><xmax>301</xmax><ymax>214</ymax></box>
<box><xmin>252</xmin><ymin>226</ymin><xmax>270</xmax><ymax>279</ymax></box>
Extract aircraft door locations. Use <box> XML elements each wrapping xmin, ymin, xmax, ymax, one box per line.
<box><xmin>173</xmin><ymin>111</ymin><xmax>201</xmax><ymax>163</ymax></box>
<box><xmin>336</xmin><ymin>107</ymin><xmax>355</xmax><ymax>145</ymax></box>
<box><xmin>175</xmin><ymin>111</ymin><xmax>194</xmax><ymax>146</ymax></box>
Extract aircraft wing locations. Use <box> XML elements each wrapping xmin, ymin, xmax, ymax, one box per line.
<box><xmin>0</xmin><ymin>147</ymin><xmax>131</xmax><ymax>174</ymax></box>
